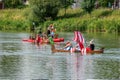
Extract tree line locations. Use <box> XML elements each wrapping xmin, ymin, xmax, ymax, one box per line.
<box><xmin>3</xmin><ymin>0</ymin><xmax>116</xmax><ymax>25</ymax></box>
<box><xmin>3</xmin><ymin>0</ymin><xmax>25</xmax><ymax>8</ymax></box>
<box><xmin>3</xmin><ymin>0</ymin><xmax>115</xmax><ymax>9</ymax></box>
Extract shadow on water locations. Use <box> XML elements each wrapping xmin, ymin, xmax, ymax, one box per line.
<box><xmin>0</xmin><ymin>32</ymin><xmax>119</xmax><ymax>80</ymax></box>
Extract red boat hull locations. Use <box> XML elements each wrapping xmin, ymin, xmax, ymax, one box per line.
<box><xmin>22</xmin><ymin>38</ymin><xmax>64</xmax><ymax>43</ymax></box>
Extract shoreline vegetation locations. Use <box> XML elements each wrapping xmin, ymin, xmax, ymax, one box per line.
<box><xmin>0</xmin><ymin>8</ymin><xmax>120</xmax><ymax>33</ymax></box>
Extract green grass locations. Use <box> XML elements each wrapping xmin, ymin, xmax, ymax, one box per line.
<box><xmin>39</xmin><ymin>8</ymin><xmax>120</xmax><ymax>33</ymax></box>
<box><xmin>0</xmin><ymin>8</ymin><xmax>30</xmax><ymax>32</ymax></box>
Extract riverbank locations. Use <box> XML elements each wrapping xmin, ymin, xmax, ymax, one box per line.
<box><xmin>0</xmin><ymin>8</ymin><xmax>30</xmax><ymax>32</ymax></box>
<box><xmin>0</xmin><ymin>8</ymin><xmax>120</xmax><ymax>33</ymax></box>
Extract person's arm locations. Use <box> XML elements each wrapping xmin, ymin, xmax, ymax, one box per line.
<box><xmin>63</xmin><ymin>43</ymin><xmax>71</xmax><ymax>49</ymax></box>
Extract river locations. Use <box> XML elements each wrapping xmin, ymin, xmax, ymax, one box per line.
<box><xmin>0</xmin><ymin>32</ymin><xmax>119</xmax><ymax>80</ymax></box>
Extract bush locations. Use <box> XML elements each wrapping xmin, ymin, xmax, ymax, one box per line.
<box><xmin>29</xmin><ymin>0</ymin><xmax>61</xmax><ymax>24</ymax></box>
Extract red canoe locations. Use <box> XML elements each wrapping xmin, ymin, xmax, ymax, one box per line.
<box><xmin>22</xmin><ymin>39</ymin><xmax>35</xmax><ymax>42</ymax></box>
<box><xmin>22</xmin><ymin>38</ymin><xmax>64</xmax><ymax>43</ymax></box>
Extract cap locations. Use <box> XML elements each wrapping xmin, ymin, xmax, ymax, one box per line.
<box><xmin>90</xmin><ymin>39</ymin><xmax>94</xmax><ymax>44</ymax></box>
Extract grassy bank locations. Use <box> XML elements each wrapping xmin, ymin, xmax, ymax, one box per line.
<box><xmin>0</xmin><ymin>8</ymin><xmax>30</xmax><ymax>32</ymax></box>
<box><xmin>41</xmin><ymin>8</ymin><xmax>120</xmax><ymax>33</ymax></box>
<box><xmin>0</xmin><ymin>8</ymin><xmax>120</xmax><ymax>33</ymax></box>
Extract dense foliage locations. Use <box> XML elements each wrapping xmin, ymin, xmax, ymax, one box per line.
<box><xmin>81</xmin><ymin>0</ymin><xmax>96</xmax><ymax>14</ymax></box>
<box><xmin>0</xmin><ymin>9</ymin><xmax>30</xmax><ymax>31</ymax></box>
<box><xmin>60</xmin><ymin>0</ymin><xmax>74</xmax><ymax>15</ymax></box>
<box><xmin>98</xmin><ymin>0</ymin><xmax>114</xmax><ymax>7</ymax></box>
<box><xmin>28</xmin><ymin>0</ymin><xmax>74</xmax><ymax>25</ymax></box>
<box><xmin>0</xmin><ymin>0</ymin><xmax>120</xmax><ymax>33</ymax></box>
<box><xmin>29</xmin><ymin>0</ymin><xmax>61</xmax><ymax>25</ymax></box>
<box><xmin>3</xmin><ymin>0</ymin><xmax>24</xmax><ymax>8</ymax></box>
<box><xmin>39</xmin><ymin>8</ymin><xmax>120</xmax><ymax>33</ymax></box>
<box><xmin>60</xmin><ymin>0</ymin><xmax>74</xmax><ymax>8</ymax></box>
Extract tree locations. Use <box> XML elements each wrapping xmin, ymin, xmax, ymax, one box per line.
<box><xmin>3</xmin><ymin>0</ymin><xmax>24</xmax><ymax>8</ymax></box>
<box><xmin>59</xmin><ymin>0</ymin><xmax>74</xmax><ymax>16</ymax></box>
<box><xmin>81</xmin><ymin>0</ymin><xmax>96</xmax><ymax>14</ymax></box>
<box><xmin>98</xmin><ymin>0</ymin><xmax>114</xmax><ymax>8</ymax></box>
<box><xmin>29</xmin><ymin>0</ymin><xmax>61</xmax><ymax>24</ymax></box>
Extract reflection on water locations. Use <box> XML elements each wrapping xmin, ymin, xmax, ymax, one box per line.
<box><xmin>1</xmin><ymin>43</ymin><xmax>21</xmax><ymax>53</ymax></box>
<box><xmin>0</xmin><ymin>55</ymin><xmax>22</xmax><ymax>79</ymax></box>
<box><xmin>0</xmin><ymin>32</ymin><xmax>119</xmax><ymax>80</ymax></box>
<box><xmin>93</xmin><ymin>57</ymin><xmax>120</xmax><ymax>79</ymax></box>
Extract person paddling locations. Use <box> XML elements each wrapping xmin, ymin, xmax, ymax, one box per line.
<box><xmin>63</xmin><ymin>41</ymin><xmax>73</xmax><ymax>50</ymax></box>
<box><xmin>30</xmin><ymin>22</ymin><xmax>36</xmax><ymax>40</ymax></box>
<box><xmin>35</xmin><ymin>34</ymin><xmax>41</xmax><ymax>44</ymax></box>
<box><xmin>89</xmin><ymin>39</ymin><xmax>95</xmax><ymax>50</ymax></box>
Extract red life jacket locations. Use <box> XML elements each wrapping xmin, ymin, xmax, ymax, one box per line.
<box><xmin>86</xmin><ymin>47</ymin><xmax>91</xmax><ymax>53</ymax></box>
<box><xmin>36</xmin><ymin>35</ymin><xmax>41</xmax><ymax>43</ymax></box>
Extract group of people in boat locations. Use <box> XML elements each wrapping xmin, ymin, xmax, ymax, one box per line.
<box><xmin>29</xmin><ymin>23</ymin><xmax>96</xmax><ymax>53</ymax></box>
<box><xmin>63</xmin><ymin>39</ymin><xmax>95</xmax><ymax>52</ymax></box>
<box><xmin>30</xmin><ymin>23</ymin><xmax>57</xmax><ymax>44</ymax></box>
